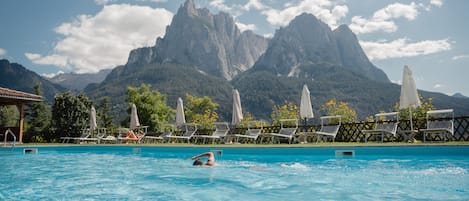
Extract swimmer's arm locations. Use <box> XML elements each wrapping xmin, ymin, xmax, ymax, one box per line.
<box><xmin>190</xmin><ymin>152</ymin><xmax>214</xmax><ymax>160</ymax></box>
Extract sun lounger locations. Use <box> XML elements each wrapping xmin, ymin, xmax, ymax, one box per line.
<box><xmin>164</xmin><ymin>123</ymin><xmax>198</xmax><ymax>143</ymax></box>
<box><xmin>361</xmin><ymin>112</ymin><xmax>399</xmax><ymax>142</ymax></box>
<box><xmin>60</xmin><ymin>128</ymin><xmax>93</xmax><ymax>143</ymax></box>
<box><xmin>421</xmin><ymin>109</ymin><xmax>454</xmax><ymax>142</ymax></box>
<box><xmin>232</xmin><ymin>121</ymin><xmax>264</xmax><ymax>144</ymax></box>
<box><xmin>195</xmin><ymin>122</ymin><xmax>230</xmax><ymax>144</ymax></box>
<box><xmin>260</xmin><ymin>119</ymin><xmax>298</xmax><ymax>144</ymax></box>
<box><xmin>144</xmin><ymin>124</ymin><xmax>176</xmax><ymax>143</ymax></box>
<box><xmin>315</xmin><ymin>115</ymin><xmax>342</xmax><ymax>142</ymax></box>
<box><xmin>117</xmin><ymin>126</ymin><xmax>148</xmax><ymax>143</ymax></box>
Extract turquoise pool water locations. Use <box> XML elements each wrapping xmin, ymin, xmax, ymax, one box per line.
<box><xmin>1</xmin><ymin>146</ymin><xmax>468</xmax><ymax>200</ymax></box>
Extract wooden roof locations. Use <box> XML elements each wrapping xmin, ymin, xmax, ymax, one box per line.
<box><xmin>0</xmin><ymin>87</ymin><xmax>43</xmax><ymax>104</ymax></box>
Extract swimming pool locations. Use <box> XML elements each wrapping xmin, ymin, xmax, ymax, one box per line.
<box><xmin>1</xmin><ymin>146</ymin><xmax>468</xmax><ymax>200</ymax></box>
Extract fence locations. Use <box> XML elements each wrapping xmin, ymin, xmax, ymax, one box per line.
<box><xmin>191</xmin><ymin>116</ymin><xmax>469</xmax><ymax>142</ymax></box>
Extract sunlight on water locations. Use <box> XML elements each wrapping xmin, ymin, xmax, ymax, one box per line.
<box><xmin>0</xmin><ymin>146</ymin><xmax>468</xmax><ymax>200</ymax></box>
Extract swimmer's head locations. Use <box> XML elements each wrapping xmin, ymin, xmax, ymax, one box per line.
<box><xmin>193</xmin><ymin>159</ymin><xmax>204</xmax><ymax>166</ymax></box>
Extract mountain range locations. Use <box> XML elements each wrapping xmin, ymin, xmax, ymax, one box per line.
<box><xmin>46</xmin><ymin>69</ymin><xmax>111</xmax><ymax>91</ymax></box>
<box><xmin>2</xmin><ymin>0</ymin><xmax>468</xmax><ymax>122</ymax></box>
<box><xmin>0</xmin><ymin>59</ymin><xmax>65</xmax><ymax>102</ymax></box>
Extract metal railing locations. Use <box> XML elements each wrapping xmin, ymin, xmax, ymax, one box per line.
<box><xmin>3</xmin><ymin>128</ymin><xmax>16</xmax><ymax>147</ymax></box>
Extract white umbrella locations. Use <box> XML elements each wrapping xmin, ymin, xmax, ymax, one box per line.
<box><xmin>300</xmin><ymin>84</ymin><xmax>314</xmax><ymax>119</ymax></box>
<box><xmin>231</xmin><ymin>89</ymin><xmax>243</xmax><ymax>126</ymax></box>
<box><xmin>176</xmin><ymin>97</ymin><xmax>186</xmax><ymax>127</ymax></box>
<box><xmin>89</xmin><ymin>106</ymin><xmax>97</xmax><ymax>131</ymax></box>
<box><xmin>399</xmin><ymin>65</ymin><xmax>421</xmax><ymax>131</ymax></box>
<box><xmin>130</xmin><ymin>103</ymin><xmax>140</xmax><ymax>130</ymax></box>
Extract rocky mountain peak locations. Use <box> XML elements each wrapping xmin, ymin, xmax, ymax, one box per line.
<box><xmin>333</xmin><ymin>24</ymin><xmax>390</xmax><ymax>82</ymax></box>
<box><xmin>125</xmin><ymin>0</ymin><xmax>268</xmax><ymax>80</ymax></box>
<box><xmin>253</xmin><ymin>12</ymin><xmax>389</xmax><ymax>82</ymax></box>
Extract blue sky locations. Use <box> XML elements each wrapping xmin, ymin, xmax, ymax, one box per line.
<box><xmin>1</xmin><ymin>0</ymin><xmax>468</xmax><ymax>96</ymax></box>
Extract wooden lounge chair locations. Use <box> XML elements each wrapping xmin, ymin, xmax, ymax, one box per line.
<box><xmin>361</xmin><ymin>112</ymin><xmax>399</xmax><ymax>142</ymax></box>
<box><xmin>421</xmin><ymin>109</ymin><xmax>454</xmax><ymax>142</ymax></box>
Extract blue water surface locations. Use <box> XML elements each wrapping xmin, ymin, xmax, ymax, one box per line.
<box><xmin>1</xmin><ymin>146</ymin><xmax>468</xmax><ymax>200</ymax></box>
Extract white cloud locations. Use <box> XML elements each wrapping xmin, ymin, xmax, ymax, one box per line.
<box><xmin>243</xmin><ymin>0</ymin><xmax>266</xmax><ymax>11</ymax></box>
<box><xmin>94</xmin><ymin>0</ymin><xmax>110</xmax><ymax>5</ymax></box>
<box><xmin>452</xmin><ymin>54</ymin><xmax>469</xmax><ymax>60</ymax></box>
<box><xmin>210</xmin><ymin>0</ymin><xmax>233</xmax><ymax>12</ymax></box>
<box><xmin>26</xmin><ymin>4</ymin><xmax>173</xmax><ymax>73</ymax></box>
<box><xmin>41</xmin><ymin>71</ymin><xmax>65</xmax><ymax>78</ymax></box>
<box><xmin>263</xmin><ymin>33</ymin><xmax>274</xmax><ymax>38</ymax></box>
<box><xmin>261</xmin><ymin>0</ymin><xmax>348</xmax><ymax>28</ymax></box>
<box><xmin>350</xmin><ymin>2</ymin><xmax>419</xmax><ymax>34</ymax></box>
<box><xmin>0</xmin><ymin>48</ymin><xmax>6</xmax><ymax>56</ymax></box>
<box><xmin>236</xmin><ymin>22</ymin><xmax>256</xmax><ymax>32</ymax></box>
<box><xmin>430</xmin><ymin>0</ymin><xmax>443</xmax><ymax>7</ymax></box>
<box><xmin>360</xmin><ymin>38</ymin><xmax>451</xmax><ymax>60</ymax></box>
<box><xmin>433</xmin><ymin>84</ymin><xmax>442</xmax><ymax>89</ymax></box>
<box><xmin>25</xmin><ymin>53</ymin><xmax>69</xmax><ymax>67</ymax></box>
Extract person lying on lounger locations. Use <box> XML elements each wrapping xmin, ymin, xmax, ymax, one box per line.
<box><xmin>125</xmin><ymin>130</ymin><xmax>139</xmax><ymax>140</ymax></box>
<box><xmin>124</xmin><ymin>130</ymin><xmax>144</xmax><ymax>140</ymax></box>
<box><xmin>190</xmin><ymin>152</ymin><xmax>217</xmax><ymax>166</ymax></box>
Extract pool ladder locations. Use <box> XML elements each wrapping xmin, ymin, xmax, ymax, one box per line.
<box><xmin>3</xmin><ymin>128</ymin><xmax>16</xmax><ymax>148</ymax></box>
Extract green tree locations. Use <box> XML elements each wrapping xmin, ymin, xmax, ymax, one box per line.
<box><xmin>127</xmin><ymin>84</ymin><xmax>174</xmax><ymax>131</ymax></box>
<box><xmin>321</xmin><ymin>98</ymin><xmax>357</xmax><ymax>123</ymax></box>
<box><xmin>25</xmin><ymin>84</ymin><xmax>52</xmax><ymax>142</ymax></box>
<box><xmin>184</xmin><ymin>94</ymin><xmax>218</xmax><ymax>129</ymax></box>
<box><xmin>52</xmin><ymin>92</ymin><xmax>92</xmax><ymax>140</ymax></box>
<box><xmin>394</xmin><ymin>95</ymin><xmax>436</xmax><ymax>127</ymax></box>
<box><xmin>0</xmin><ymin>105</ymin><xmax>18</xmax><ymax>127</ymax></box>
<box><xmin>271</xmin><ymin>101</ymin><xmax>299</xmax><ymax>125</ymax></box>
<box><xmin>97</xmin><ymin>96</ymin><xmax>114</xmax><ymax>129</ymax></box>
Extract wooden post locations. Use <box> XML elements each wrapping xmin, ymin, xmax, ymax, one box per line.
<box><xmin>17</xmin><ymin>103</ymin><xmax>24</xmax><ymax>144</ymax></box>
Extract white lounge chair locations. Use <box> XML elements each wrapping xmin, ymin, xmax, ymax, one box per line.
<box><xmin>196</xmin><ymin>122</ymin><xmax>230</xmax><ymax>144</ymax></box>
<box><xmin>315</xmin><ymin>115</ymin><xmax>342</xmax><ymax>142</ymax></box>
<box><xmin>117</xmin><ymin>126</ymin><xmax>148</xmax><ymax>143</ymax></box>
<box><xmin>144</xmin><ymin>124</ymin><xmax>175</xmax><ymax>143</ymax></box>
<box><xmin>421</xmin><ymin>109</ymin><xmax>454</xmax><ymax>142</ymax></box>
<box><xmin>60</xmin><ymin>128</ymin><xmax>92</xmax><ymax>143</ymax></box>
<box><xmin>164</xmin><ymin>123</ymin><xmax>198</xmax><ymax>143</ymax></box>
<box><xmin>361</xmin><ymin>112</ymin><xmax>399</xmax><ymax>142</ymax></box>
<box><xmin>260</xmin><ymin>119</ymin><xmax>298</xmax><ymax>144</ymax></box>
<box><xmin>232</xmin><ymin>121</ymin><xmax>264</xmax><ymax>144</ymax></box>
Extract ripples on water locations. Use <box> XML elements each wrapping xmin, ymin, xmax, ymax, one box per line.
<box><xmin>0</xmin><ymin>147</ymin><xmax>468</xmax><ymax>201</ymax></box>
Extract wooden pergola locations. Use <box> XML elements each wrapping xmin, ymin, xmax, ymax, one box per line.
<box><xmin>0</xmin><ymin>87</ymin><xmax>43</xmax><ymax>144</ymax></box>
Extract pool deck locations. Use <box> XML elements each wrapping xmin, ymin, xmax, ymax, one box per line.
<box><xmin>10</xmin><ymin>141</ymin><xmax>469</xmax><ymax>148</ymax></box>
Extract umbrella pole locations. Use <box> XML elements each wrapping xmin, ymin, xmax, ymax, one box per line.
<box><xmin>409</xmin><ymin>108</ymin><xmax>414</xmax><ymax>131</ymax></box>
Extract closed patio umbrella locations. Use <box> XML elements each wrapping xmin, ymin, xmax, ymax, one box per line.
<box><xmin>232</xmin><ymin>89</ymin><xmax>243</xmax><ymax>126</ymax></box>
<box><xmin>176</xmin><ymin>97</ymin><xmax>186</xmax><ymax>127</ymax></box>
<box><xmin>300</xmin><ymin>84</ymin><xmax>314</xmax><ymax>120</ymax></box>
<box><xmin>89</xmin><ymin>106</ymin><xmax>97</xmax><ymax>132</ymax></box>
<box><xmin>130</xmin><ymin>103</ymin><xmax>140</xmax><ymax>130</ymax></box>
<box><xmin>399</xmin><ymin>65</ymin><xmax>421</xmax><ymax>131</ymax></box>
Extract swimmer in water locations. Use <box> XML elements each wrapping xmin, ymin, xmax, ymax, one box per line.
<box><xmin>190</xmin><ymin>152</ymin><xmax>217</xmax><ymax>166</ymax></box>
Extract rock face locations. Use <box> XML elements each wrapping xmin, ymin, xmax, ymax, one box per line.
<box><xmin>125</xmin><ymin>0</ymin><xmax>269</xmax><ymax>80</ymax></box>
<box><xmin>253</xmin><ymin>13</ymin><xmax>389</xmax><ymax>82</ymax></box>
